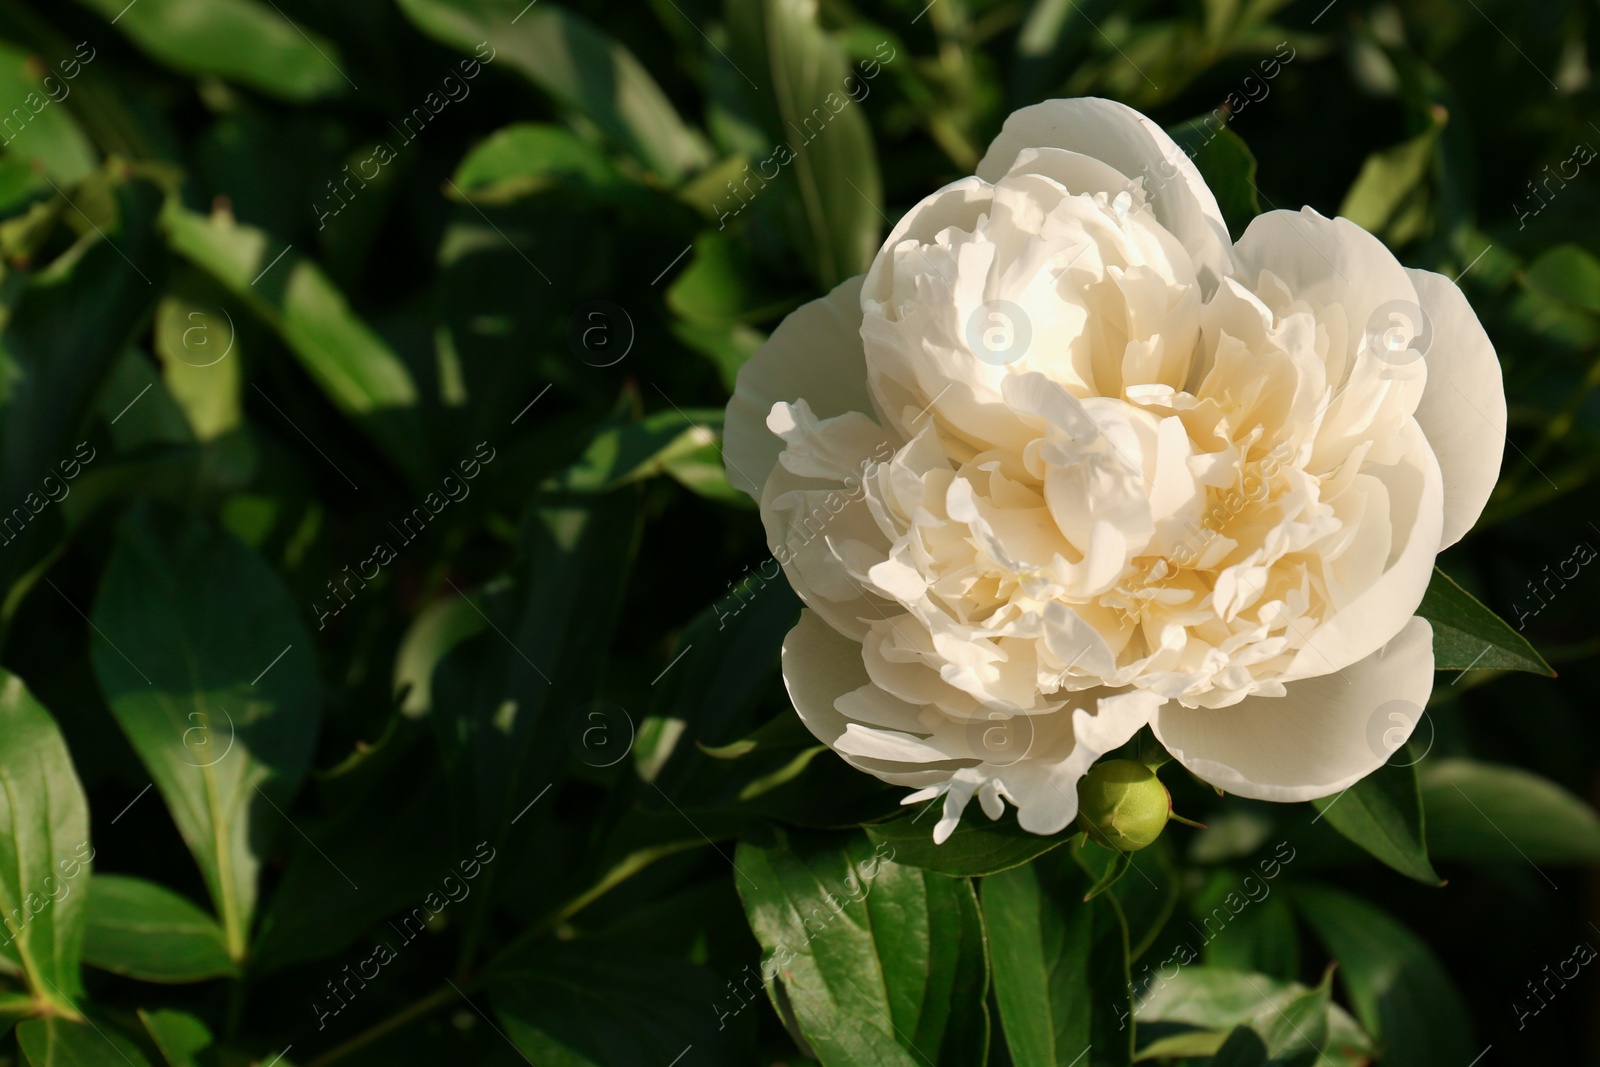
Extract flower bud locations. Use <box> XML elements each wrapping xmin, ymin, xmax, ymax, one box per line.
<box><xmin>1076</xmin><ymin>759</ymin><xmax>1171</xmax><ymax>851</ymax></box>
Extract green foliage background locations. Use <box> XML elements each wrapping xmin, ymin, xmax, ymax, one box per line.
<box><xmin>0</xmin><ymin>0</ymin><xmax>1595</xmax><ymax>1064</ymax></box>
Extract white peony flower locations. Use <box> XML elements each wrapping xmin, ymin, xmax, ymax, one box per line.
<box><xmin>723</xmin><ymin>98</ymin><xmax>1506</xmax><ymax>843</ymax></box>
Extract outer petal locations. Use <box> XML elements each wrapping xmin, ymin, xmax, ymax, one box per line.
<box><xmin>1406</xmin><ymin>267</ymin><xmax>1506</xmax><ymax>548</ymax></box>
<box><xmin>1152</xmin><ymin>617</ymin><xmax>1434</xmax><ymax>801</ymax></box>
<box><xmin>976</xmin><ymin>97</ymin><xmax>1231</xmax><ymax>289</ymax></box>
<box><xmin>724</xmin><ymin>276</ymin><xmax>873</xmax><ymax>499</ymax></box>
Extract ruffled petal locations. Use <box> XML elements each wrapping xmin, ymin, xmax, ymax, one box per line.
<box><xmin>1152</xmin><ymin>616</ymin><xmax>1434</xmax><ymax>801</ymax></box>
<box><xmin>1405</xmin><ymin>267</ymin><xmax>1506</xmax><ymax>548</ymax></box>
<box><xmin>724</xmin><ymin>276</ymin><xmax>873</xmax><ymax>499</ymax></box>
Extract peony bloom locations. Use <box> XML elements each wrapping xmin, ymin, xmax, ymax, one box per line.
<box><xmin>723</xmin><ymin>98</ymin><xmax>1505</xmax><ymax>842</ymax></box>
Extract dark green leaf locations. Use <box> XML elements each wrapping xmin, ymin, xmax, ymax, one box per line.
<box><xmin>1310</xmin><ymin>761</ymin><xmax>1441</xmax><ymax>885</ymax></box>
<box><xmin>82</xmin><ymin>874</ymin><xmax>237</xmax><ymax>983</ymax></box>
<box><xmin>0</xmin><ymin>42</ymin><xmax>96</xmax><ymax>182</ymax></box>
<box><xmin>864</xmin><ymin>811</ymin><xmax>1069</xmax><ymax>878</ymax></box>
<box><xmin>395</xmin><ymin>0</ymin><xmax>710</xmax><ymax>181</ymax></box>
<box><xmin>1337</xmin><ymin>112</ymin><xmax>1444</xmax><ymax>235</ymax></box>
<box><xmin>1417</xmin><ymin>567</ymin><xmax>1553</xmax><ymax>675</ymax></box>
<box><xmin>161</xmin><ymin>202</ymin><xmax>429</xmax><ymax>485</ymax></box>
<box><xmin>984</xmin><ymin>852</ymin><xmax>1132</xmax><ymax>1066</ymax></box>
<box><xmin>487</xmin><ymin>940</ymin><xmax>748</xmax><ymax>1066</ymax></box>
<box><xmin>737</xmin><ymin>828</ymin><xmax>989</xmax><ymax>1066</ymax></box>
<box><xmin>1419</xmin><ymin>758</ymin><xmax>1600</xmax><ymax>865</ymax></box>
<box><xmin>91</xmin><ymin>505</ymin><xmax>322</xmax><ymax>961</ymax></box>
<box><xmin>74</xmin><ymin>0</ymin><xmax>347</xmax><ymax>101</ymax></box>
<box><xmin>1291</xmin><ymin>884</ymin><xmax>1474</xmax><ymax>1067</ymax></box>
<box><xmin>0</xmin><ymin>671</ymin><xmax>92</xmax><ymax>1013</ymax></box>
<box><xmin>1523</xmin><ymin>244</ymin><xmax>1600</xmax><ymax>314</ymax></box>
<box><xmin>726</xmin><ymin>0</ymin><xmax>884</xmax><ymax>287</ymax></box>
<box><xmin>1133</xmin><ymin>968</ymin><xmax>1371</xmax><ymax>1066</ymax></box>
<box><xmin>17</xmin><ymin>1016</ymin><xmax>154</xmax><ymax>1067</ymax></box>
<box><xmin>1210</xmin><ymin>1026</ymin><xmax>1267</xmax><ymax>1067</ymax></box>
<box><xmin>451</xmin><ymin>123</ymin><xmax>623</xmax><ymax>204</ymax></box>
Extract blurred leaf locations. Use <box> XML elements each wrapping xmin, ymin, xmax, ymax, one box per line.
<box><xmin>161</xmin><ymin>202</ymin><xmax>429</xmax><ymax>484</ymax></box>
<box><xmin>82</xmin><ymin>874</ymin><xmax>237</xmax><ymax>983</ymax></box>
<box><xmin>737</xmin><ymin>828</ymin><xmax>989</xmax><ymax>1066</ymax></box>
<box><xmin>1195</xmin><ymin>878</ymin><xmax>1300</xmax><ymax>981</ymax></box>
<box><xmin>555</xmin><ymin>409</ymin><xmax>723</xmax><ymax>493</ymax></box>
<box><xmin>73</xmin><ymin>0</ymin><xmax>347</xmax><ymax>101</ymax></box>
<box><xmin>0</xmin><ymin>178</ymin><xmax>161</xmax><ymax>604</ymax></box>
<box><xmin>1310</xmin><ymin>761</ymin><xmax>1441</xmax><ymax>885</ymax></box>
<box><xmin>0</xmin><ymin>671</ymin><xmax>92</xmax><ymax>1014</ymax></box>
<box><xmin>152</xmin><ymin>280</ymin><xmax>243</xmax><ymax>442</ymax></box>
<box><xmin>865</xmin><ymin>811</ymin><xmax>1069</xmax><ymax>878</ymax></box>
<box><xmin>0</xmin><ymin>42</ymin><xmax>96</xmax><ymax>183</ymax></box>
<box><xmin>1209</xmin><ymin>1026</ymin><xmax>1267</xmax><ymax>1067</ymax></box>
<box><xmin>1419</xmin><ymin>758</ymin><xmax>1600</xmax><ymax>866</ymax></box>
<box><xmin>17</xmin><ymin>1016</ymin><xmax>153</xmax><ymax>1067</ymax></box>
<box><xmin>393</xmin><ymin>594</ymin><xmax>486</xmax><ymax>718</ymax></box>
<box><xmin>91</xmin><ymin>505</ymin><xmax>322</xmax><ymax>961</ymax></box>
<box><xmin>137</xmin><ymin>1009</ymin><xmax>215</xmax><ymax>1067</ymax></box>
<box><xmin>727</xmin><ymin>0</ymin><xmax>884</xmax><ymax>287</ymax></box>
<box><xmin>487</xmin><ymin>939</ymin><xmax>749</xmax><ymax>1065</ymax></box>
<box><xmin>1337</xmin><ymin>109</ymin><xmax>1444</xmax><ymax>235</ymax></box>
<box><xmin>450</xmin><ymin>123</ymin><xmax>623</xmax><ymax>204</ymax></box>
<box><xmin>395</xmin><ymin>0</ymin><xmax>710</xmax><ymax>181</ymax></box>
<box><xmin>1290</xmin><ymin>884</ymin><xmax>1473</xmax><ymax>1067</ymax></box>
<box><xmin>984</xmin><ymin>852</ymin><xmax>1132</xmax><ymax>1066</ymax></box>
<box><xmin>1167</xmin><ymin>119</ymin><xmax>1260</xmax><ymax>238</ymax></box>
<box><xmin>1417</xmin><ymin>567</ymin><xmax>1553</xmax><ymax>675</ymax></box>
<box><xmin>1523</xmin><ymin>244</ymin><xmax>1600</xmax><ymax>314</ymax></box>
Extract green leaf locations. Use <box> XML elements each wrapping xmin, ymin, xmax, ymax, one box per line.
<box><xmin>18</xmin><ymin>1016</ymin><xmax>154</xmax><ymax>1067</ymax></box>
<box><xmin>394</xmin><ymin>0</ymin><xmax>710</xmax><ymax>181</ymax></box>
<box><xmin>73</xmin><ymin>0</ymin><xmax>347</xmax><ymax>101</ymax></box>
<box><xmin>1073</xmin><ymin>839</ymin><xmax>1135</xmax><ymax>901</ymax></box>
<box><xmin>1419</xmin><ymin>758</ymin><xmax>1600</xmax><ymax>866</ymax></box>
<box><xmin>0</xmin><ymin>671</ymin><xmax>93</xmax><ymax>1014</ymax></box>
<box><xmin>160</xmin><ymin>201</ymin><xmax>429</xmax><ymax>484</ymax></box>
<box><xmin>1209</xmin><ymin>1026</ymin><xmax>1267</xmax><ymax>1067</ymax></box>
<box><xmin>1310</xmin><ymin>761</ymin><xmax>1441</xmax><ymax>885</ymax></box>
<box><xmin>1523</xmin><ymin>244</ymin><xmax>1600</xmax><ymax>314</ymax></box>
<box><xmin>864</xmin><ymin>811</ymin><xmax>1069</xmax><ymax>878</ymax></box>
<box><xmin>1417</xmin><ymin>567</ymin><xmax>1553</xmax><ymax>675</ymax></box>
<box><xmin>1290</xmin><ymin>884</ymin><xmax>1474</xmax><ymax>1067</ymax></box>
<box><xmin>137</xmin><ymin>1009</ymin><xmax>215</xmax><ymax>1067</ymax></box>
<box><xmin>91</xmin><ymin>505</ymin><xmax>322</xmax><ymax>961</ymax></box>
<box><xmin>0</xmin><ymin>178</ymin><xmax>161</xmax><ymax>603</ymax></box>
<box><xmin>1166</xmin><ymin>119</ymin><xmax>1260</xmax><ymax>238</ymax></box>
<box><xmin>0</xmin><ymin>42</ymin><xmax>97</xmax><ymax>183</ymax></box>
<box><xmin>1337</xmin><ymin>111</ymin><xmax>1444</xmax><ymax>234</ymax></box>
<box><xmin>1133</xmin><ymin>968</ymin><xmax>1371</xmax><ymax>1066</ymax></box>
<box><xmin>555</xmin><ymin>409</ymin><xmax>724</xmax><ymax>493</ymax></box>
<box><xmin>82</xmin><ymin>874</ymin><xmax>237</xmax><ymax>983</ymax></box>
<box><xmin>726</xmin><ymin>0</ymin><xmax>885</xmax><ymax>287</ymax></box>
<box><xmin>984</xmin><ymin>852</ymin><xmax>1132</xmax><ymax>1066</ymax></box>
<box><xmin>487</xmin><ymin>940</ymin><xmax>749</xmax><ymax>1066</ymax></box>
<box><xmin>736</xmin><ymin>828</ymin><xmax>989</xmax><ymax>1066</ymax></box>
<box><xmin>451</xmin><ymin>123</ymin><xmax>623</xmax><ymax>204</ymax></box>
<box><xmin>152</xmin><ymin>277</ymin><xmax>243</xmax><ymax>442</ymax></box>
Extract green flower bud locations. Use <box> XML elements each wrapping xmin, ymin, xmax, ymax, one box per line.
<box><xmin>1076</xmin><ymin>759</ymin><xmax>1172</xmax><ymax>851</ymax></box>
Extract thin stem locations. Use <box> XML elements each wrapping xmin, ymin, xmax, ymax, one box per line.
<box><xmin>304</xmin><ymin>985</ymin><xmax>455</xmax><ymax>1067</ymax></box>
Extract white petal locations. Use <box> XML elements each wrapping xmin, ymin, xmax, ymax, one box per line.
<box><xmin>1405</xmin><ymin>267</ymin><xmax>1506</xmax><ymax>548</ymax></box>
<box><xmin>724</xmin><ymin>276</ymin><xmax>873</xmax><ymax>499</ymax></box>
<box><xmin>1152</xmin><ymin>617</ymin><xmax>1434</xmax><ymax>801</ymax></box>
<box><xmin>975</xmin><ymin>97</ymin><xmax>1231</xmax><ymax>290</ymax></box>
